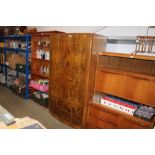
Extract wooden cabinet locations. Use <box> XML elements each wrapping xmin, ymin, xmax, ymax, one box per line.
<box><xmin>31</xmin><ymin>31</ymin><xmax>55</xmax><ymax>80</ymax></box>
<box><xmin>49</xmin><ymin>33</ymin><xmax>106</xmax><ymax>128</ymax></box>
<box><xmin>31</xmin><ymin>31</ymin><xmax>63</xmax><ymax>106</ymax></box>
<box><xmin>87</xmin><ymin>52</ymin><xmax>155</xmax><ymax>129</ymax></box>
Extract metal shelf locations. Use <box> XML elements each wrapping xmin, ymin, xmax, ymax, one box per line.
<box><xmin>5</xmin><ymin>47</ymin><xmax>31</xmax><ymax>53</ymax></box>
<box><xmin>0</xmin><ymin>35</ymin><xmax>31</xmax><ymax>99</ymax></box>
<box><xmin>0</xmin><ymin>34</ymin><xmax>31</xmax><ymax>39</ymax></box>
<box><xmin>0</xmin><ymin>64</ymin><xmax>31</xmax><ymax>74</ymax></box>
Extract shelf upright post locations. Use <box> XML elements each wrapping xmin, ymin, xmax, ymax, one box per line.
<box><xmin>16</xmin><ymin>43</ymin><xmax>19</xmax><ymax>78</ymax></box>
<box><xmin>25</xmin><ymin>35</ymin><xmax>29</xmax><ymax>99</ymax></box>
<box><xmin>4</xmin><ymin>37</ymin><xmax>7</xmax><ymax>85</ymax></box>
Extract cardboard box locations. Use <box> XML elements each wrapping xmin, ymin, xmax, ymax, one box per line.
<box><xmin>7</xmin><ymin>54</ymin><xmax>26</xmax><ymax>69</ymax></box>
<box><xmin>0</xmin><ymin>42</ymin><xmax>4</xmax><ymax>48</ymax></box>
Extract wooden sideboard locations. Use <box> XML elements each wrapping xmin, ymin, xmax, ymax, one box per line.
<box><xmin>86</xmin><ymin>52</ymin><xmax>155</xmax><ymax>129</ymax></box>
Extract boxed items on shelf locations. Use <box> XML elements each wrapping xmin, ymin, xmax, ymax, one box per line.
<box><xmin>92</xmin><ymin>93</ymin><xmax>138</xmax><ymax>115</ymax></box>
<box><xmin>134</xmin><ymin>105</ymin><xmax>155</xmax><ymax>121</ymax></box>
<box><xmin>5</xmin><ymin>40</ymin><xmax>30</xmax><ymax>49</ymax></box>
<box><xmin>39</xmin><ymin>65</ymin><xmax>49</xmax><ymax>75</ymax></box>
<box><xmin>36</xmin><ymin>49</ymin><xmax>50</xmax><ymax>60</ymax></box>
<box><xmin>0</xmin><ymin>53</ymin><xmax>11</xmax><ymax>64</ymax></box>
<box><xmin>101</xmin><ymin>95</ymin><xmax>138</xmax><ymax>115</ymax></box>
<box><xmin>0</xmin><ymin>53</ymin><xmax>12</xmax><ymax>64</ymax></box>
<box><xmin>0</xmin><ymin>42</ymin><xmax>4</xmax><ymax>48</ymax></box>
<box><xmin>7</xmin><ymin>54</ymin><xmax>26</xmax><ymax>69</ymax></box>
<box><xmin>30</xmin><ymin>79</ymin><xmax>49</xmax><ymax>92</ymax></box>
<box><xmin>31</xmin><ymin>91</ymin><xmax>49</xmax><ymax>106</ymax></box>
<box><xmin>38</xmin><ymin>40</ymin><xmax>50</xmax><ymax>47</ymax></box>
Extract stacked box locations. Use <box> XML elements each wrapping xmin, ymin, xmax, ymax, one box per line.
<box><xmin>101</xmin><ymin>95</ymin><xmax>138</xmax><ymax>115</ymax></box>
<box><xmin>0</xmin><ymin>42</ymin><xmax>4</xmax><ymax>48</ymax></box>
<box><xmin>7</xmin><ymin>54</ymin><xmax>26</xmax><ymax>69</ymax></box>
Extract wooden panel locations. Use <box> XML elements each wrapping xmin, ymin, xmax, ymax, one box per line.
<box><xmin>98</xmin><ymin>52</ymin><xmax>155</xmax><ymax>61</ymax></box>
<box><xmin>125</xmin><ymin>75</ymin><xmax>155</xmax><ymax>106</ymax></box>
<box><xmin>98</xmin><ymin>55</ymin><xmax>155</xmax><ymax>76</ymax></box>
<box><xmin>118</xmin><ymin>117</ymin><xmax>148</xmax><ymax>129</ymax></box>
<box><xmin>88</xmin><ymin>114</ymin><xmax>115</xmax><ymax>128</ymax></box>
<box><xmin>95</xmin><ymin>70</ymin><xmax>126</xmax><ymax>98</ymax></box>
<box><xmin>83</xmin><ymin>35</ymin><xmax>106</xmax><ymax>126</ymax></box>
<box><xmin>89</xmin><ymin>104</ymin><xmax>118</xmax><ymax>126</ymax></box>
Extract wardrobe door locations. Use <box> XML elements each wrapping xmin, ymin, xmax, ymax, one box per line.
<box><xmin>49</xmin><ymin>33</ymin><xmax>93</xmax><ymax>127</ymax></box>
<box><xmin>49</xmin><ymin>33</ymin><xmax>65</xmax><ymax>117</ymax></box>
<box><xmin>61</xmin><ymin>34</ymin><xmax>93</xmax><ymax>126</ymax></box>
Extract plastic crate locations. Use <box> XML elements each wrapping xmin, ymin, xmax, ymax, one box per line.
<box><xmin>31</xmin><ymin>91</ymin><xmax>48</xmax><ymax>107</ymax></box>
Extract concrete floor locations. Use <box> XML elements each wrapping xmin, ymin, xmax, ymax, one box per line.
<box><xmin>0</xmin><ymin>85</ymin><xmax>71</xmax><ymax>129</ymax></box>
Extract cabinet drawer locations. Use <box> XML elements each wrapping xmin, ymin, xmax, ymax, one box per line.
<box><xmin>95</xmin><ymin>70</ymin><xmax>125</xmax><ymax>98</ymax></box>
<box><xmin>89</xmin><ymin>104</ymin><xmax>118</xmax><ymax>126</ymax></box>
<box><xmin>118</xmin><ymin>116</ymin><xmax>148</xmax><ymax>129</ymax></box>
<box><xmin>87</xmin><ymin>114</ymin><xmax>115</xmax><ymax>128</ymax></box>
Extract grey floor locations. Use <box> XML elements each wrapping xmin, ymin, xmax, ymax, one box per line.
<box><xmin>0</xmin><ymin>85</ymin><xmax>71</xmax><ymax>129</ymax></box>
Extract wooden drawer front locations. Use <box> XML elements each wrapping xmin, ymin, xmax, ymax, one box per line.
<box><xmin>95</xmin><ymin>70</ymin><xmax>125</xmax><ymax>98</ymax></box>
<box><xmin>89</xmin><ymin>104</ymin><xmax>118</xmax><ymax>126</ymax></box>
<box><xmin>118</xmin><ymin>117</ymin><xmax>148</xmax><ymax>129</ymax></box>
<box><xmin>125</xmin><ymin>76</ymin><xmax>155</xmax><ymax>106</ymax></box>
<box><xmin>87</xmin><ymin>114</ymin><xmax>115</xmax><ymax>129</ymax></box>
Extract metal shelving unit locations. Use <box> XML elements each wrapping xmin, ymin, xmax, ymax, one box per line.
<box><xmin>0</xmin><ymin>34</ymin><xmax>31</xmax><ymax>99</ymax></box>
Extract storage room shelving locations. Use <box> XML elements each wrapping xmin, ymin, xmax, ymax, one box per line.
<box><xmin>0</xmin><ymin>34</ymin><xmax>31</xmax><ymax>99</ymax></box>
